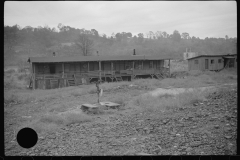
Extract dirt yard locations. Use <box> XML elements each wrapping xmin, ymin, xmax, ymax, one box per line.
<box><xmin>4</xmin><ymin>67</ymin><xmax>237</xmax><ymax>155</ymax></box>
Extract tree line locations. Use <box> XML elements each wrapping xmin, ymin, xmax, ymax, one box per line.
<box><xmin>4</xmin><ymin>23</ymin><xmax>237</xmax><ymax>60</ymax></box>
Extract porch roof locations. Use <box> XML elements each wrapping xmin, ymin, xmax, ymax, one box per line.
<box><xmin>28</xmin><ymin>55</ymin><xmax>175</xmax><ymax>63</ymax></box>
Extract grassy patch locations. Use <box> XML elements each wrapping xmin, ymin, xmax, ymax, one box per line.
<box><xmin>133</xmin><ymin>88</ymin><xmax>211</xmax><ymax>113</ymax></box>
<box><xmin>39</xmin><ymin>113</ymin><xmax>65</xmax><ymax>125</ymax></box>
<box><xmin>70</xmin><ymin>89</ymin><xmax>88</xmax><ymax>97</ymax></box>
<box><xmin>31</xmin><ymin>121</ymin><xmax>61</xmax><ymax>134</ymax></box>
<box><xmin>4</xmin><ymin>69</ymin><xmax>15</xmax><ymax>74</ymax></box>
<box><xmin>133</xmin><ymin>78</ymin><xmax>161</xmax><ymax>89</ymax></box>
<box><xmin>48</xmin><ymin>103</ymin><xmax>69</xmax><ymax>113</ymax></box>
<box><xmin>111</xmin><ymin>96</ymin><xmax>127</xmax><ymax>106</ymax></box>
<box><xmin>30</xmin><ymin>110</ymin><xmax>93</xmax><ymax>133</ymax></box>
<box><xmin>64</xmin><ymin>112</ymin><xmax>92</xmax><ymax>125</ymax></box>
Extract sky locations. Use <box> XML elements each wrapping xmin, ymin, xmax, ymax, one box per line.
<box><xmin>4</xmin><ymin>1</ymin><xmax>237</xmax><ymax>39</ymax></box>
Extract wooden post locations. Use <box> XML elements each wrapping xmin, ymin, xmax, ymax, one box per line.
<box><xmin>99</xmin><ymin>61</ymin><xmax>101</xmax><ymax>81</ymax></box>
<box><xmin>132</xmin><ymin>61</ymin><xmax>135</xmax><ymax>75</ymax></box>
<box><xmin>62</xmin><ymin>63</ymin><xmax>66</xmax><ymax>87</ymax></box>
<box><xmin>169</xmin><ymin>59</ymin><xmax>171</xmax><ymax>77</ymax></box>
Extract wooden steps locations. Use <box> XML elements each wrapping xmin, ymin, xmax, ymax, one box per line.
<box><xmin>67</xmin><ymin>79</ymin><xmax>75</xmax><ymax>86</ymax></box>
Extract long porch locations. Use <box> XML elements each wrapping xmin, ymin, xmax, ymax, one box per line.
<box><xmin>31</xmin><ymin>68</ymin><xmax>170</xmax><ymax>89</ymax></box>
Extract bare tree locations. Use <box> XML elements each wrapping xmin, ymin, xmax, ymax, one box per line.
<box><xmin>75</xmin><ymin>33</ymin><xmax>94</xmax><ymax>56</ymax></box>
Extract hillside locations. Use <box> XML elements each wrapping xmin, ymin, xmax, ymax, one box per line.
<box><xmin>4</xmin><ymin>24</ymin><xmax>237</xmax><ymax>67</ymax></box>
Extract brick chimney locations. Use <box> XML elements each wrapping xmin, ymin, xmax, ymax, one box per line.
<box><xmin>53</xmin><ymin>52</ymin><xmax>56</xmax><ymax>57</ymax></box>
<box><xmin>133</xmin><ymin>49</ymin><xmax>136</xmax><ymax>55</ymax></box>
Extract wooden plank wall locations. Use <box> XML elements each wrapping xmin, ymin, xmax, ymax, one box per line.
<box><xmin>188</xmin><ymin>57</ymin><xmax>225</xmax><ymax>71</ymax></box>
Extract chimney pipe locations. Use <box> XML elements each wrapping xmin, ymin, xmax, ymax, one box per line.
<box><xmin>133</xmin><ymin>49</ymin><xmax>136</xmax><ymax>55</ymax></box>
<box><xmin>53</xmin><ymin>52</ymin><xmax>55</xmax><ymax>57</ymax></box>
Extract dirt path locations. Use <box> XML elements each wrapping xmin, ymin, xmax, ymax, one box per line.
<box><xmin>5</xmin><ymin>84</ymin><xmax>237</xmax><ymax>155</ymax></box>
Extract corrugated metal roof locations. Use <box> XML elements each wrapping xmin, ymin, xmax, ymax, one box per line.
<box><xmin>187</xmin><ymin>54</ymin><xmax>235</xmax><ymax>60</ymax></box>
<box><xmin>28</xmin><ymin>55</ymin><xmax>175</xmax><ymax>63</ymax></box>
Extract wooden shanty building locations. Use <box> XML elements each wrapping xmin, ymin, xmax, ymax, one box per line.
<box><xmin>27</xmin><ymin>55</ymin><xmax>173</xmax><ymax>90</ymax></box>
<box><xmin>187</xmin><ymin>54</ymin><xmax>237</xmax><ymax>71</ymax></box>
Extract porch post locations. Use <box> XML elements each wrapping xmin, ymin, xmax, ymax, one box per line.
<box><xmin>169</xmin><ymin>59</ymin><xmax>171</xmax><ymax>77</ymax></box>
<box><xmin>62</xmin><ymin>63</ymin><xmax>65</xmax><ymax>87</ymax></box>
<box><xmin>99</xmin><ymin>61</ymin><xmax>101</xmax><ymax>81</ymax></box>
<box><xmin>132</xmin><ymin>61</ymin><xmax>135</xmax><ymax>75</ymax></box>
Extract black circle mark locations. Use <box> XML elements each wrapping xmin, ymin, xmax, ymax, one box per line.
<box><xmin>17</xmin><ymin>127</ymin><xmax>38</xmax><ymax>149</ymax></box>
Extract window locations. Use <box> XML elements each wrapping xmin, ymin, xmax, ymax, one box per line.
<box><xmin>218</xmin><ymin>59</ymin><xmax>222</xmax><ymax>63</ymax></box>
<box><xmin>211</xmin><ymin>60</ymin><xmax>214</xmax><ymax>64</ymax></box>
<box><xmin>194</xmin><ymin>60</ymin><xmax>198</xmax><ymax>64</ymax></box>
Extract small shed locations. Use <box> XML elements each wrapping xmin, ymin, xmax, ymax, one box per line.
<box><xmin>187</xmin><ymin>54</ymin><xmax>237</xmax><ymax>71</ymax></box>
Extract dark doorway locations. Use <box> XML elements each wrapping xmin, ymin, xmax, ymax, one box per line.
<box><xmin>229</xmin><ymin>59</ymin><xmax>235</xmax><ymax>68</ymax></box>
<box><xmin>49</xmin><ymin>64</ymin><xmax>56</xmax><ymax>74</ymax></box>
<box><xmin>205</xmin><ymin>59</ymin><xmax>209</xmax><ymax>69</ymax></box>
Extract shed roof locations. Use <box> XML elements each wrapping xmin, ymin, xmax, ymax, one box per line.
<box><xmin>28</xmin><ymin>55</ymin><xmax>175</xmax><ymax>63</ymax></box>
<box><xmin>187</xmin><ymin>54</ymin><xmax>236</xmax><ymax>60</ymax></box>
<box><xmin>223</xmin><ymin>56</ymin><xmax>236</xmax><ymax>59</ymax></box>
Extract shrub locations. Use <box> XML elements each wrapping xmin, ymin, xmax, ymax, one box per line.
<box><xmin>5</xmin><ymin>69</ymin><xmax>15</xmax><ymax>74</ymax></box>
<box><xmin>17</xmin><ymin>67</ymin><xmax>26</xmax><ymax>73</ymax></box>
<box><xmin>4</xmin><ymin>94</ymin><xmax>19</xmax><ymax>105</ymax></box>
<box><xmin>17</xmin><ymin>74</ymin><xmax>27</xmax><ymax>80</ymax></box>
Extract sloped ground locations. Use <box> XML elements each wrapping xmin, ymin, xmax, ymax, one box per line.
<box><xmin>5</xmin><ymin>84</ymin><xmax>237</xmax><ymax>156</ymax></box>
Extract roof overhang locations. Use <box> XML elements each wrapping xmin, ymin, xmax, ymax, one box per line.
<box><xmin>28</xmin><ymin>55</ymin><xmax>175</xmax><ymax>63</ymax></box>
